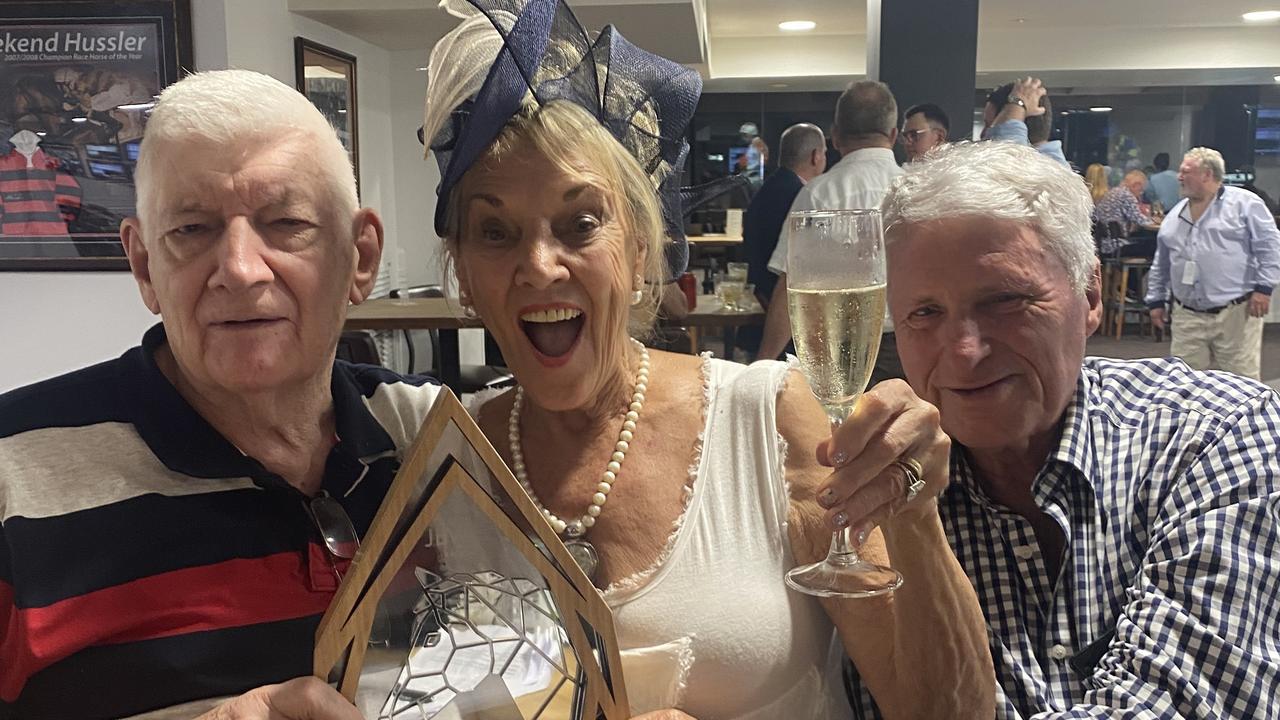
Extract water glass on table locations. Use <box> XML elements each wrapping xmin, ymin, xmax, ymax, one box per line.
<box><xmin>718</xmin><ymin>277</ymin><xmax>746</xmax><ymax>312</ymax></box>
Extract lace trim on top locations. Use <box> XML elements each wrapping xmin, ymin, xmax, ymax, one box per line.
<box><xmin>601</xmin><ymin>352</ymin><xmax>713</xmax><ymax>601</ymax></box>
<box><xmin>774</xmin><ymin>356</ymin><xmax>801</xmax><ymax>531</ymax></box>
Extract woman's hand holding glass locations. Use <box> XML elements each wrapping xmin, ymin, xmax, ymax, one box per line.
<box><xmin>814</xmin><ymin>379</ymin><xmax>950</xmax><ymax>545</ymax></box>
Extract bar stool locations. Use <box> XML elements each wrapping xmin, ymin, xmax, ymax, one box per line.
<box><xmin>1102</xmin><ymin>257</ymin><xmax>1153</xmax><ymax>339</ymax></box>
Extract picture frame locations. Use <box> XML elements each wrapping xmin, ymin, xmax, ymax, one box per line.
<box><xmin>314</xmin><ymin>388</ymin><xmax>629</xmax><ymax>719</ymax></box>
<box><xmin>294</xmin><ymin>37</ymin><xmax>359</xmax><ymax>195</ymax></box>
<box><xmin>0</xmin><ymin>0</ymin><xmax>193</xmax><ymax>271</ymax></box>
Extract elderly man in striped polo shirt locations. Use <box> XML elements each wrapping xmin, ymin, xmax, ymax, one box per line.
<box><xmin>0</xmin><ymin>71</ymin><xmax>441</xmax><ymax>719</ymax></box>
<box><xmin>840</xmin><ymin>140</ymin><xmax>1280</xmax><ymax>719</ymax></box>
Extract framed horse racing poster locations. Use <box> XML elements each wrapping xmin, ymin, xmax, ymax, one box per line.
<box><xmin>0</xmin><ymin>0</ymin><xmax>192</xmax><ymax>270</ymax></box>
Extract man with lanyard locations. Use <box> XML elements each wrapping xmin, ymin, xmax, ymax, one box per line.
<box><xmin>1146</xmin><ymin>146</ymin><xmax>1280</xmax><ymax>379</ymax></box>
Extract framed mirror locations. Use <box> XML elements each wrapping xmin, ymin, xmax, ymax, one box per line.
<box><xmin>294</xmin><ymin>36</ymin><xmax>358</xmax><ymax>193</ymax></box>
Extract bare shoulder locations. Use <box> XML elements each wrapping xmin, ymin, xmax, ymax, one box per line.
<box><xmin>774</xmin><ymin>368</ymin><xmax>849</xmax><ymax>566</ymax></box>
<box><xmin>645</xmin><ymin>348</ymin><xmax>707</xmax><ymax>408</ymax></box>
<box><xmin>775</xmin><ymin>368</ymin><xmax>829</xmax><ymax>464</ymax></box>
<box><xmin>473</xmin><ymin>387</ymin><xmax>516</xmax><ymax>441</ymax></box>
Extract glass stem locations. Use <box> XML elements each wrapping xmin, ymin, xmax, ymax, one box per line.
<box><xmin>825</xmin><ymin>412</ymin><xmax>861</xmax><ymax>565</ymax></box>
<box><xmin>828</xmin><ymin>527</ymin><xmax>860</xmax><ymax>565</ymax></box>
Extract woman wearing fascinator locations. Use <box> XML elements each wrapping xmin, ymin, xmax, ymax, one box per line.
<box><xmin>423</xmin><ymin>1</ymin><xmax>995</xmax><ymax>717</ymax></box>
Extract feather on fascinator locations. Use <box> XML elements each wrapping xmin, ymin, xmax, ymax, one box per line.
<box><xmin>422</xmin><ymin>0</ymin><xmax>704</xmax><ymax>279</ymax></box>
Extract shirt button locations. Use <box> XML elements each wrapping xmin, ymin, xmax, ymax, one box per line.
<box><xmin>1013</xmin><ymin>545</ymin><xmax>1034</xmax><ymax>560</ymax></box>
<box><xmin>1049</xmin><ymin>644</ymin><xmax>1070</xmax><ymax>661</ymax></box>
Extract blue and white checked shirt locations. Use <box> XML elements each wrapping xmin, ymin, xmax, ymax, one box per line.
<box><xmin>1145</xmin><ymin>185</ymin><xmax>1280</xmax><ymax>310</ymax></box>
<box><xmin>848</xmin><ymin>356</ymin><xmax>1280</xmax><ymax>719</ymax></box>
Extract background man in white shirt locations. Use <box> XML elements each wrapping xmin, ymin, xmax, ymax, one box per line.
<box><xmin>1146</xmin><ymin>147</ymin><xmax>1280</xmax><ymax>379</ymax></box>
<box><xmin>757</xmin><ymin>80</ymin><xmax>904</xmax><ymax>384</ymax></box>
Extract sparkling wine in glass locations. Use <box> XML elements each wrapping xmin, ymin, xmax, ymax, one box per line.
<box><xmin>784</xmin><ymin>209</ymin><xmax>904</xmax><ymax>598</ymax></box>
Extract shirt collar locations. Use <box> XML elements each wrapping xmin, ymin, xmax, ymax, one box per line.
<box><xmin>123</xmin><ymin>323</ymin><xmax>396</xmax><ymax>490</ymax></box>
<box><xmin>1042</xmin><ymin>369</ymin><xmax>1098</xmax><ymax>489</ymax></box>
<box><xmin>775</xmin><ymin>166</ymin><xmax>801</xmax><ymax>184</ymax></box>
<box><xmin>834</xmin><ymin>146</ymin><xmax>897</xmax><ymax>167</ymax></box>
<box><xmin>947</xmin><ymin>368</ymin><xmax>1098</xmax><ymax>508</ymax></box>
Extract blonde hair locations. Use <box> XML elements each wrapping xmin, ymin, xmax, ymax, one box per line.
<box><xmin>441</xmin><ymin>101</ymin><xmax>667</xmax><ymax>335</ymax></box>
<box><xmin>1085</xmin><ymin>163</ymin><xmax>1109</xmax><ymax>203</ymax></box>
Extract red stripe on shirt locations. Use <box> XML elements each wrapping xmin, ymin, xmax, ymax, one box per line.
<box><xmin>0</xmin><ymin>550</ymin><xmax>338</xmax><ymax>703</ymax></box>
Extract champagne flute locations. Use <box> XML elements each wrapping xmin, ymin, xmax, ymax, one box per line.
<box><xmin>784</xmin><ymin>209</ymin><xmax>903</xmax><ymax>598</ymax></box>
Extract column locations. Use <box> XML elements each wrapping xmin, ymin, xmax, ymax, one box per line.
<box><xmin>867</xmin><ymin>0</ymin><xmax>981</xmax><ymax>144</ymax></box>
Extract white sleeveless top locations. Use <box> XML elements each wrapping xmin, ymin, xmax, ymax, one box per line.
<box><xmin>600</xmin><ymin>357</ymin><xmax>849</xmax><ymax>720</ymax></box>
<box><xmin>471</xmin><ymin>357</ymin><xmax>849</xmax><ymax>719</ymax></box>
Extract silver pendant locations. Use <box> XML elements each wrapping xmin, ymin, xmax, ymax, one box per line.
<box><xmin>564</xmin><ymin>538</ymin><xmax>599</xmax><ymax>581</ymax></box>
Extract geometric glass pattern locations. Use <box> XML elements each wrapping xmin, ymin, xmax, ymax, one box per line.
<box><xmin>379</xmin><ymin>570</ymin><xmax>584</xmax><ymax>719</ymax></box>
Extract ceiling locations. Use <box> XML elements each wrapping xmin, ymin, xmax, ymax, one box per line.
<box><xmin>290</xmin><ymin>0</ymin><xmax>1280</xmax><ymax>92</ymax></box>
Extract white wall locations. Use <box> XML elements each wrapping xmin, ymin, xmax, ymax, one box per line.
<box><xmin>0</xmin><ymin>0</ymin><xmax>407</xmax><ymax>392</ymax></box>
<box><xmin>979</xmin><ymin>26</ymin><xmax>1280</xmax><ymax>73</ymax></box>
<box><xmin>0</xmin><ymin>275</ymin><xmax>159</xmax><ymax>390</ymax></box>
<box><xmin>710</xmin><ymin>34</ymin><xmax>864</xmax><ymax>79</ymax></box>
<box><xmin>389</xmin><ymin>48</ymin><xmax>443</xmax><ymax>289</ymax></box>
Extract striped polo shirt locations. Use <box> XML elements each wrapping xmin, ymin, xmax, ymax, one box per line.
<box><xmin>0</xmin><ymin>324</ymin><xmax>440</xmax><ymax>719</ymax></box>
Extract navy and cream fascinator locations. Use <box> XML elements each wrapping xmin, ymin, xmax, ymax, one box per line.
<box><xmin>422</xmin><ymin>0</ymin><xmax>717</xmax><ymax>280</ymax></box>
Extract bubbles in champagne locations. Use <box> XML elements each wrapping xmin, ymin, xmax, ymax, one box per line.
<box><xmin>788</xmin><ymin>284</ymin><xmax>886</xmax><ymax>413</ymax></box>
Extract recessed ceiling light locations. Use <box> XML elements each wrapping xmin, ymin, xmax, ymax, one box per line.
<box><xmin>415</xmin><ymin>66</ymin><xmax>429</xmax><ymax>71</ymax></box>
<box><xmin>1090</xmin><ymin>106</ymin><xmax>1113</xmax><ymax>112</ymax></box>
<box><xmin>1274</xmin><ymin>74</ymin><xmax>1280</xmax><ymax>82</ymax></box>
<box><xmin>770</xmin><ymin>82</ymin><xmax>790</xmax><ymax>88</ymax></box>
<box><xmin>1242</xmin><ymin>10</ymin><xmax>1280</xmax><ymax>21</ymax></box>
<box><xmin>1013</xmin><ymin>17</ymin><xmax>1027</xmax><ymax>23</ymax></box>
<box><xmin>778</xmin><ymin>20</ymin><xmax>816</xmax><ymax>31</ymax></box>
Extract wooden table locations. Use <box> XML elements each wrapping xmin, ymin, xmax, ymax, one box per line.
<box><xmin>687</xmin><ymin>234</ymin><xmax>743</xmax><ymax>248</ymax></box>
<box><xmin>344</xmin><ymin>296</ymin><xmax>764</xmax><ymax>386</ymax></box>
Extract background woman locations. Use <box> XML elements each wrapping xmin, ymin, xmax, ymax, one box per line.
<box><xmin>1085</xmin><ymin>163</ymin><xmax>1110</xmax><ymax>204</ymax></box>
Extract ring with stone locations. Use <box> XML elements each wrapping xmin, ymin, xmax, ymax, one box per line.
<box><xmin>895</xmin><ymin>457</ymin><xmax>926</xmax><ymax>504</ymax></box>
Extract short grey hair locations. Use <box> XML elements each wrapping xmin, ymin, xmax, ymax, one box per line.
<box><xmin>1183</xmin><ymin>147</ymin><xmax>1225</xmax><ymax>182</ymax></box>
<box><xmin>881</xmin><ymin>141</ymin><xmax>1096</xmax><ymax>294</ymax></box>
<box><xmin>834</xmin><ymin>80</ymin><xmax>897</xmax><ymax>142</ymax></box>
<box><xmin>135</xmin><ymin>69</ymin><xmax>357</xmax><ymax>230</ymax></box>
<box><xmin>778</xmin><ymin>123</ymin><xmax>825</xmax><ymax>169</ymax></box>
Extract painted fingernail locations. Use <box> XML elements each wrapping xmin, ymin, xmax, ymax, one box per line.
<box><xmin>831</xmin><ymin>450</ymin><xmax>849</xmax><ymax>466</ymax></box>
<box><xmin>832</xmin><ymin>511</ymin><xmax>849</xmax><ymax>529</ymax></box>
<box><xmin>818</xmin><ymin>488</ymin><xmax>837</xmax><ymax>508</ymax></box>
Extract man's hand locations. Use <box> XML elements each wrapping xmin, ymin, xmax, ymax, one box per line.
<box><xmin>1248</xmin><ymin>292</ymin><xmax>1271</xmax><ymax>318</ymax></box>
<box><xmin>196</xmin><ymin>678</ymin><xmax>362</xmax><ymax>720</ymax></box>
<box><xmin>632</xmin><ymin>711</ymin><xmax>698</xmax><ymax>720</ymax></box>
<box><xmin>1150</xmin><ymin>307</ymin><xmax>1166</xmax><ymax>330</ymax></box>
<box><xmin>1011</xmin><ymin>77</ymin><xmax>1047</xmax><ymax>116</ymax></box>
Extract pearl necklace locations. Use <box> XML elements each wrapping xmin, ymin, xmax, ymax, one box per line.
<box><xmin>508</xmin><ymin>339</ymin><xmax>649</xmax><ymax>580</ymax></box>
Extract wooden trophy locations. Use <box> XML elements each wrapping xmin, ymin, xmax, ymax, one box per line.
<box><xmin>314</xmin><ymin>388</ymin><xmax>628</xmax><ymax>719</ymax></box>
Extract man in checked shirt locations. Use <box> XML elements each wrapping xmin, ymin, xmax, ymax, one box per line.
<box><xmin>840</xmin><ymin>139</ymin><xmax>1280</xmax><ymax>719</ymax></box>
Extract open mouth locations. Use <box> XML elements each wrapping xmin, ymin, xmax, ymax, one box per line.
<box><xmin>519</xmin><ymin>307</ymin><xmax>585</xmax><ymax>363</ymax></box>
